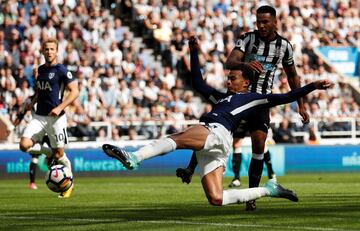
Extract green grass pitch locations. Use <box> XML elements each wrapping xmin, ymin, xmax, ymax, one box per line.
<box><xmin>1</xmin><ymin>173</ymin><xmax>359</xmax><ymax>231</ymax></box>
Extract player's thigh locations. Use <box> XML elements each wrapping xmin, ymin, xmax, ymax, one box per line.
<box><xmin>46</xmin><ymin>114</ymin><xmax>68</xmax><ymax>148</ymax></box>
<box><xmin>195</xmin><ymin>123</ymin><xmax>232</xmax><ymax>178</ymax></box>
<box><xmin>170</xmin><ymin>125</ymin><xmax>209</xmax><ymax>150</ymax></box>
<box><xmin>248</xmin><ymin>108</ymin><xmax>270</xmax><ymax>153</ymax></box>
<box><xmin>248</xmin><ymin>108</ymin><xmax>270</xmax><ymax>133</ymax></box>
<box><xmin>233</xmin><ymin>120</ymin><xmax>248</xmax><ymax>147</ymax></box>
<box><xmin>22</xmin><ymin>115</ymin><xmax>47</xmax><ymax>144</ymax></box>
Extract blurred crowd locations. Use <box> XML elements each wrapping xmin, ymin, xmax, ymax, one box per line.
<box><xmin>0</xmin><ymin>0</ymin><xmax>359</xmax><ymax>143</ymax></box>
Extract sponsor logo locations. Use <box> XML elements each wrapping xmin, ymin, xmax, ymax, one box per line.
<box><xmin>342</xmin><ymin>152</ymin><xmax>360</xmax><ymax>166</ymax></box>
<box><xmin>37</xmin><ymin>81</ymin><xmax>52</xmax><ymax>91</ymax></box>
<box><xmin>74</xmin><ymin>157</ymin><xmax>125</xmax><ymax>171</ymax></box>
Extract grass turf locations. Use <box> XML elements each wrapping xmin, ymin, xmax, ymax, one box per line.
<box><xmin>0</xmin><ymin>173</ymin><xmax>359</xmax><ymax>231</ymax></box>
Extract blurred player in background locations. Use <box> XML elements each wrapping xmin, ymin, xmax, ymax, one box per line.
<box><xmin>102</xmin><ymin>36</ymin><xmax>332</xmax><ymax>207</ymax></box>
<box><xmin>176</xmin><ymin>5</ymin><xmax>309</xmax><ymax>210</ymax></box>
<box><xmin>14</xmin><ymin>38</ymin><xmax>79</xmax><ymax>198</ymax></box>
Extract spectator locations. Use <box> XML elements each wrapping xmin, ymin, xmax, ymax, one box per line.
<box><xmin>273</xmin><ymin>117</ymin><xmax>296</xmax><ymax>143</ymax></box>
<box><xmin>1</xmin><ymin>0</ymin><xmax>359</xmax><ymax>142</ymax></box>
<box><xmin>68</xmin><ymin>104</ymin><xmax>96</xmax><ymax>140</ymax></box>
<box><xmin>306</xmin><ymin>127</ymin><xmax>320</xmax><ymax>145</ymax></box>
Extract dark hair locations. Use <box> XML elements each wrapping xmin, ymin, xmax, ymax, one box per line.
<box><xmin>229</xmin><ymin>64</ymin><xmax>255</xmax><ymax>83</ymax></box>
<box><xmin>256</xmin><ymin>5</ymin><xmax>276</xmax><ymax>17</ymax></box>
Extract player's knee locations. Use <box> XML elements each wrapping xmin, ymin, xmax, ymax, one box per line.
<box><xmin>252</xmin><ymin>140</ymin><xmax>265</xmax><ymax>153</ymax></box>
<box><xmin>19</xmin><ymin>144</ymin><xmax>28</xmax><ymax>152</ymax></box>
<box><xmin>53</xmin><ymin>150</ymin><xmax>64</xmax><ymax>159</ymax></box>
<box><xmin>19</xmin><ymin>139</ymin><xmax>32</xmax><ymax>152</ymax></box>
<box><xmin>207</xmin><ymin>193</ymin><xmax>223</xmax><ymax>206</ymax></box>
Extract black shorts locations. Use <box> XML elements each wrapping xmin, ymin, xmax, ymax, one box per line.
<box><xmin>233</xmin><ymin>108</ymin><xmax>270</xmax><ymax>138</ymax></box>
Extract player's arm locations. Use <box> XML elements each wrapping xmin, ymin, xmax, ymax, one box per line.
<box><xmin>13</xmin><ymin>92</ymin><xmax>38</xmax><ymax>126</ymax></box>
<box><xmin>282</xmin><ymin>40</ymin><xmax>310</xmax><ymax>124</ymax></box>
<box><xmin>189</xmin><ymin>36</ymin><xmax>225</xmax><ymax>103</ymax></box>
<box><xmin>283</xmin><ymin>64</ymin><xmax>309</xmax><ymax>124</ymax></box>
<box><xmin>225</xmin><ymin>40</ymin><xmax>263</xmax><ymax>73</ymax></box>
<box><xmin>49</xmin><ymin>80</ymin><xmax>79</xmax><ymax>116</ymax></box>
<box><xmin>265</xmin><ymin>80</ymin><xmax>334</xmax><ymax>108</ymax></box>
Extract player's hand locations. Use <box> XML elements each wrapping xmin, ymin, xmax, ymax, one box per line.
<box><xmin>299</xmin><ymin>107</ymin><xmax>310</xmax><ymax>125</ymax></box>
<box><xmin>247</xmin><ymin>61</ymin><xmax>263</xmax><ymax>73</ymax></box>
<box><xmin>313</xmin><ymin>80</ymin><xmax>334</xmax><ymax>89</ymax></box>
<box><xmin>48</xmin><ymin>107</ymin><xmax>62</xmax><ymax>116</ymax></box>
<box><xmin>188</xmin><ymin>36</ymin><xmax>200</xmax><ymax>52</ymax></box>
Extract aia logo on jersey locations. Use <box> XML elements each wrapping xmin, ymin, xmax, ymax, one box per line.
<box><xmin>37</xmin><ymin>81</ymin><xmax>52</xmax><ymax>91</ymax></box>
<box><xmin>49</xmin><ymin>73</ymin><xmax>55</xmax><ymax>79</ymax></box>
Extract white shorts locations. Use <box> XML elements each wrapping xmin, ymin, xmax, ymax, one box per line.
<box><xmin>22</xmin><ymin>113</ymin><xmax>68</xmax><ymax>148</ymax></box>
<box><xmin>195</xmin><ymin>123</ymin><xmax>233</xmax><ymax>179</ymax></box>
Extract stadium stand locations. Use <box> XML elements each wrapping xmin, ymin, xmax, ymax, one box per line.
<box><xmin>0</xmin><ymin>0</ymin><xmax>359</xmax><ymax>144</ymax></box>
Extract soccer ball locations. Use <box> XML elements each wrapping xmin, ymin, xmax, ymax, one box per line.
<box><xmin>45</xmin><ymin>165</ymin><xmax>73</xmax><ymax>193</ymax></box>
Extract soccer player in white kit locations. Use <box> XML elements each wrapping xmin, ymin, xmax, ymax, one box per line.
<box><xmin>14</xmin><ymin>38</ymin><xmax>79</xmax><ymax>198</ymax></box>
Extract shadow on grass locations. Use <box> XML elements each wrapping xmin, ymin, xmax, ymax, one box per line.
<box><xmin>5</xmin><ymin>198</ymin><xmax>360</xmax><ymax>222</ymax></box>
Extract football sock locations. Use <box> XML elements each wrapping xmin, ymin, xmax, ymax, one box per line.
<box><xmin>264</xmin><ymin>150</ymin><xmax>275</xmax><ymax>178</ymax></box>
<box><xmin>135</xmin><ymin>137</ymin><xmax>177</xmax><ymax>161</ymax></box>
<box><xmin>28</xmin><ymin>143</ymin><xmax>52</xmax><ymax>157</ymax></box>
<box><xmin>186</xmin><ymin>152</ymin><xmax>198</xmax><ymax>172</ymax></box>
<box><xmin>248</xmin><ymin>153</ymin><xmax>264</xmax><ymax>188</ymax></box>
<box><xmin>58</xmin><ymin>153</ymin><xmax>72</xmax><ymax>171</ymax></box>
<box><xmin>222</xmin><ymin>187</ymin><xmax>270</xmax><ymax>205</ymax></box>
<box><xmin>232</xmin><ymin>153</ymin><xmax>242</xmax><ymax>179</ymax></box>
<box><xmin>29</xmin><ymin>155</ymin><xmax>38</xmax><ymax>183</ymax></box>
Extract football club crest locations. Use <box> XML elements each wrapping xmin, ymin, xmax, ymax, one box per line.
<box><xmin>49</xmin><ymin>73</ymin><xmax>55</xmax><ymax>79</ymax></box>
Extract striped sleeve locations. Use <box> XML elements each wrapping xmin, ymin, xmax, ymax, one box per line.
<box><xmin>282</xmin><ymin>41</ymin><xmax>294</xmax><ymax>67</ymax></box>
<box><xmin>234</xmin><ymin>33</ymin><xmax>250</xmax><ymax>53</ymax></box>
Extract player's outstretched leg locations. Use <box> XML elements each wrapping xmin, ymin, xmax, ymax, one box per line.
<box><xmin>264</xmin><ymin>179</ymin><xmax>298</xmax><ymax>202</ymax></box>
<box><xmin>102</xmin><ymin>144</ymin><xmax>139</xmax><ymax>170</ymax></box>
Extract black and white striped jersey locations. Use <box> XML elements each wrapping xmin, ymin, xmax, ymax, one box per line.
<box><xmin>234</xmin><ymin>30</ymin><xmax>294</xmax><ymax>94</ymax></box>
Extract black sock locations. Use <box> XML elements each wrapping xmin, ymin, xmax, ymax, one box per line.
<box><xmin>264</xmin><ymin>150</ymin><xmax>275</xmax><ymax>178</ymax></box>
<box><xmin>248</xmin><ymin>157</ymin><xmax>264</xmax><ymax>188</ymax></box>
<box><xmin>232</xmin><ymin>153</ymin><xmax>242</xmax><ymax>179</ymax></box>
<box><xmin>187</xmin><ymin>152</ymin><xmax>198</xmax><ymax>172</ymax></box>
<box><xmin>29</xmin><ymin>162</ymin><xmax>37</xmax><ymax>183</ymax></box>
